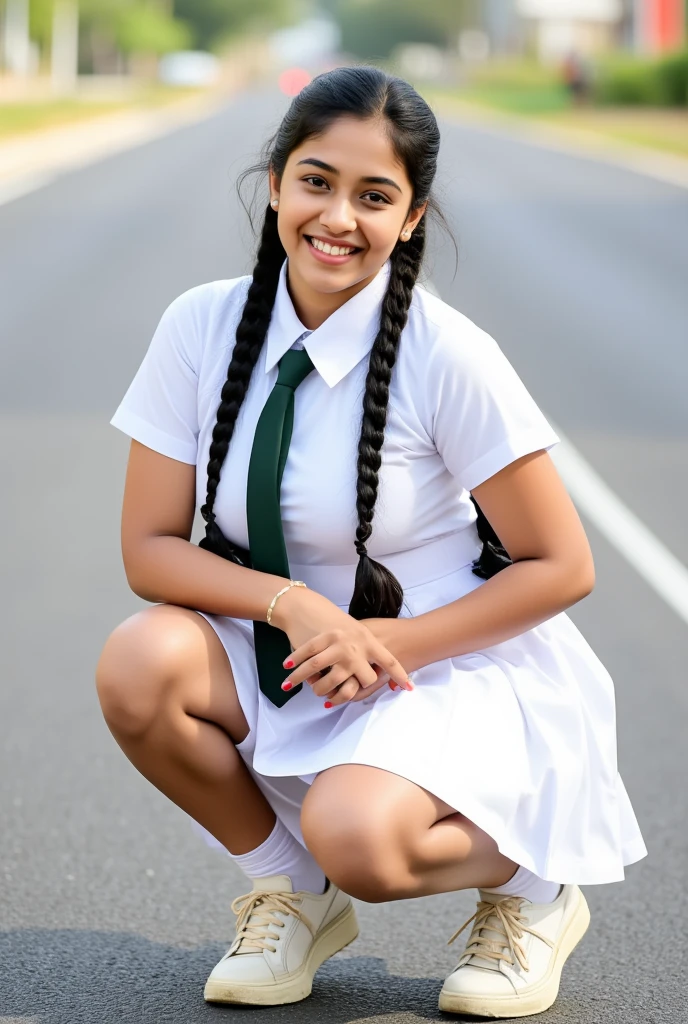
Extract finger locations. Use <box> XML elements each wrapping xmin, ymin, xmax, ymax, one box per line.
<box><xmin>371</xmin><ymin>645</ymin><xmax>414</xmax><ymax>690</ymax></box>
<box><xmin>283</xmin><ymin>647</ymin><xmax>340</xmax><ymax>689</ymax></box>
<box><xmin>355</xmin><ymin>661</ymin><xmax>380</xmax><ymax>689</ymax></box>
<box><xmin>323</xmin><ymin>673</ymin><xmax>357</xmax><ymax>700</ymax></box>
<box><xmin>349</xmin><ymin>676</ymin><xmax>391</xmax><ymax>702</ymax></box>
<box><xmin>325</xmin><ymin>678</ymin><xmax>360</xmax><ymax>707</ymax></box>
<box><xmin>283</xmin><ymin>631</ymin><xmax>341</xmax><ymax>672</ymax></box>
<box><xmin>310</xmin><ymin>665</ymin><xmax>351</xmax><ymax>697</ymax></box>
<box><xmin>368</xmin><ymin>664</ymin><xmax>394</xmax><ymax>689</ymax></box>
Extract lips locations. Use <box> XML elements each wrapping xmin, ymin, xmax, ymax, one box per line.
<box><xmin>305</xmin><ymin>234</ymin><xmax>362</xmax><ymax>253</ymax></box>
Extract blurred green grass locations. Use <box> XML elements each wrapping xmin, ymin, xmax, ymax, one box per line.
<box><xmin>0</xmin><ymin>84</ymin><xmax>206</xmax><ymax>141</ymax></box>
<box><xmin>421</xmin><ymin>58</ymin><xmax>688</xmax><ymax>159</ymax></box>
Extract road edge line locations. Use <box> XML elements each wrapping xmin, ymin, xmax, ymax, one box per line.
<box><xmin>423</xmin><ymin>276</ymin><xmax>688</xmax><ymax>627</ymax></box>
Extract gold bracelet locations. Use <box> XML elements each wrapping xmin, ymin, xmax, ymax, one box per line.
<box><xmin>266</xmin><ymin>580</ymin><xmax>307</xmax><ymax>625</ymax></box>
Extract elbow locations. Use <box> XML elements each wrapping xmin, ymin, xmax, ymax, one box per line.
<box><xmin>124</xmin><ymin>563</ymin><xmax>153</xmax><ymax>601</ymax></box>
<box><xmin>566</xmin><ymin>553</ymin><xmax>596</xmax><ymax>603</ymax></box>
<box><xmin>122</xmin><ymin>547</ymin><xmax>159</xmax><ymax>603</ymax></box>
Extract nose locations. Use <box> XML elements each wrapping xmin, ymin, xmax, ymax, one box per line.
<box><xmin>319</xmin><ymin>194</ymin><xmax>357</xmax><ymax>235</ymax></box>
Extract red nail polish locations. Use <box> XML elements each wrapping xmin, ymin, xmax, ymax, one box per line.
<box><xmin>282</xmin><ymin>682</ymin><xmax>293</xmax><ymax>691</ymax></box>
<box><xmin>284</xmin><ymin>659</ymin><xmax>294</xmax><ymax>669</ymax></box>
<box><xmin>389</xmin><ymin>682</ymin><xmax>398</xmax><ymax>691</ymax></box>
<box><xmin>323</xmin><ymin>701</ymin><xmax>333</xmax><ymax>709</ymax></box>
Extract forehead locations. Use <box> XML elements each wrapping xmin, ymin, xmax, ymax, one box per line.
<box><xmin>286</xmin><ymin>116</ymin><xmax>410</xmax><ymax>184</ymax></box>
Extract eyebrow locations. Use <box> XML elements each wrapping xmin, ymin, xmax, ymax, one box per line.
<box><xmin>295</xmin><ymin>158</ymin><xmax>402</xmax><ymax>194</ymax></box>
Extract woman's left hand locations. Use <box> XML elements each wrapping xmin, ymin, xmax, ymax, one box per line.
<box><xmin>306</xmin><ymin>616</ymin><xmax>419</xmax><ymax>703</ymax></box>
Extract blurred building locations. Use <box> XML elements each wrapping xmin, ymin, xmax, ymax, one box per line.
<box><xmin>632</xmin><ymin>0</ymin><xmax>686</xmax><ymax>52</ymax></box>
<box><xmin>516</xmin><ymin>0</ymin><xmax>625</xmax><ymax>61</ymax></box>
<box><xmin>515</xmin><ymin>0</ymin><xmax>685</xmax><ymax>59</ymax></box>
<box><xmin>481</xmin><ymin>0</ymin><xmax>525</xmax><ymax>54</ymax></box>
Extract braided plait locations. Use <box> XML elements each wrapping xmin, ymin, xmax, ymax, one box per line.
<box><xmin>200</xmin><ymin>64</ymin><xmax>510</xmax><ymax>612</ymax></box>
<box><xmin>470</xmin><ymin>498</ymin><xmax>512</xmax><ymax>578</ymax></box>
<box><xmin>198</xmin><ymin>205</ymin><xmax>284</xmax><ymax>564</ymax></box>
<box><xmin>347</xmin><ymin>219</ymin><xmax>426</xmax><ymax>619</ymax></box>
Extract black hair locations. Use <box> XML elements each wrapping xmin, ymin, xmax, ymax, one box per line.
<box><xmin>199</xmin><ymin>64</ymin><xmax>510</xmax><ymax>616</ymax></box>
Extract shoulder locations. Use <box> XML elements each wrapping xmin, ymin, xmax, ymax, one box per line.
<box><xmin>406</xmin><ymin>283</ymin><xmax>504</xmax><ymax>380</ymax></box>
<box><xmin>154</xmin><ymin>275</ymin><xmax>252</xmax><ymax>369</ymax></box>
<box><xmin>161</xmin><ymin>275</ymin><xmax>252</xmax><ymax>335</ymax></box>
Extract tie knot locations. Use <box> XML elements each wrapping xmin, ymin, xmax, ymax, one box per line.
<box><xmin>276</xmin><ymin>347</ymin><xmax>315</xmax><ymax>390</ymax></box>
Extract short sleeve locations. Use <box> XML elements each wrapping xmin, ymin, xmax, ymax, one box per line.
<box><xmin>429</xmin><ymin>321</ymin><xmax>559</xmax><ymax>492</ymax></box>
<box><xmin>110</xmin><ymin>290</ymin><xmax>202</xmax><ymax>464</ymax></box>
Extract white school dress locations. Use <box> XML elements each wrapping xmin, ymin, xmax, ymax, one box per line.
<box><xmin>111</xmin><ymin>256</ymin><xmax>647</xmax><ymax>885</ymax></box>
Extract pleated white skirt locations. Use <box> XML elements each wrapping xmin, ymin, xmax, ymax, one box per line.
<box><xmin>194</xmin><ymin>530</ymin><xmax>647</xmax><ymax>885</ymax></box>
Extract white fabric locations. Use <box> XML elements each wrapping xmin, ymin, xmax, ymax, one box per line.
<box><xmin>111</xmin><ymin>256</ymin><xmax>648</xmax><ymax>885</ymax></box>
<box><xmin>228</xmin><ymin>817</ymin><xmax>326</xmax><ymax>895</ymax></box>
<box><xmin>482</xmin><ymin>865</ymin><xmax>561</xmax><ymax>904</ymax></box>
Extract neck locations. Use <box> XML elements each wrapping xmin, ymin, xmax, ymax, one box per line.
<box><xmin>286</xmin><ymin>262</ymin><xmax>382</xmax><ymax>331</ymax></box>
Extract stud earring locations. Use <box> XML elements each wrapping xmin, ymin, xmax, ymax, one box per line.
<box><xmin>271</xmin><ymin>198</ymin><xmax>278</xmax><ymax>208</ymax></box>
<box><xmin>402</xmin><ymin>230</ymin><xmax>411</xmax><ymax>240</ymax></box>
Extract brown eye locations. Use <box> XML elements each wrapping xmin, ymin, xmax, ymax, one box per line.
<box><xmin>303</xmin><ymin>177</ymin><xmax>389</xmax><ymax>205</ymax></box>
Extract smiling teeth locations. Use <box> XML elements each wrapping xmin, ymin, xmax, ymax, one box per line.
<box><xmin>309</xmin><ymin>237</ymin><xmax>356</xmax><ymax>256</ymax></box>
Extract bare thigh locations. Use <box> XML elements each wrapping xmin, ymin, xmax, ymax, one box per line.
<box><xmin>96</xmin><ymin>603</ymin><xmax>248</xmax><ymax>743</ymax></box>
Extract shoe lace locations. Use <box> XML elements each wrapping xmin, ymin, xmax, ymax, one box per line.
<box><xmin>447</xmin><ymin>896</ymin><xmax>555</xmax><ymax>973</ymax></box>
<box><xmin>229</xmin><ymin>889</ymin><xmax>316</xmax><ymax>955</ymax></box>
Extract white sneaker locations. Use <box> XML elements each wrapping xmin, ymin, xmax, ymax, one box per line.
<box><xmin>203</xmin><ymin>874</ymin><xmax>359</xmax><ymax>1006</ymax></box>
<box><xmin>438</xmin><ymin>883</ymin><xmax>590</xmax><ymax>1018</ymax></box>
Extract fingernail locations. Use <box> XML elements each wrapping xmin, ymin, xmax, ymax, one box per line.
<box><xmin>282</xmin><ymin>681</ymin><xmax>293</xmax><ymax>691</ymax></box>
<box><xmin>323</xmin><ymin>701</ymin><xmax>333</xmax><ymax>709</ymax></box>
<box><xmin>389</xmin><ymin>682</ymin><xmax>398</xmax><ymax>691</ymax></box>
<box><xmin>283</xmin><ymin>659</ymin><xmax>294</xmax><ymax>668</ymax></box>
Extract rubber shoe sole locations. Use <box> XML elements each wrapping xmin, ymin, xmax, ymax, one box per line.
<box><xmin>438</xmin><ymin>888</ymin><xmax>591</xmax><ymax>1018</ymax></box>
<box><xmin>203</xmin><ymin>902</ymin><xmax>359</xmax><ymax>1006</ymax></box>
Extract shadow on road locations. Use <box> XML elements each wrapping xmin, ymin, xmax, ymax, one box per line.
<box><xmin>1</xmin><ymin>929</ymin><xmax>455</xmax><ymax>1023</ymax></box>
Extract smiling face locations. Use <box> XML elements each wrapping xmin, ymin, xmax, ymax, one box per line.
<box><xmin>268</xmin><ymin>115</ymin><xmax>427</xmax><ymax>329</ymax></box>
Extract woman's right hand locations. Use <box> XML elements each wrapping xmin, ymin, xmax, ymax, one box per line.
<box><xmin>271</xmin><ymin>586</ymin><xmax>413</xmax><ymax>705</ymax></box>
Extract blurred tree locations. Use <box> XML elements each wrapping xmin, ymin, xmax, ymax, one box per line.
<box><xmin>336</xmin><ymin>2</ymin><xmax>444</xmax><ymax>60</ymax></box>
<box><xmin>25</xmin><ymin>0</ymin><xmax>293</xmax><ymax>71</ymax></box>
<box><xmin>28</xmin><ymin>0</ymin><xmax>56</xmax><ymax>55</ymax></box>
<box><xmin>173</xmin><ymin>0</ymin><xmax>290</xmax><ymax>51</ymax></box>
<box><xmin>322</xmin><ymin>0</ymin><xmax>482</xmax><ymax>57</ymax></box>
<box><xmin>116</xmin><ymin>3</ymin><xmax>191</xmax><ymax>56</ymax></box>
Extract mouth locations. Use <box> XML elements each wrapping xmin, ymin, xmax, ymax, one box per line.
<box><xmin>304</xmin><ymin>234</ymin><xmax>363</xmax><ymax>264</ymax></box>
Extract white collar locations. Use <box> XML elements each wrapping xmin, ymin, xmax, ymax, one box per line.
<box><xmin>264</xmin><ymin>257</ymin><xmax>392</xmax><ymax>388</ymax></box>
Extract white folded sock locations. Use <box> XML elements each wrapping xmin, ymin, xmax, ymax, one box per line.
<box><xmin>228</xmin><ymin>817</ymin><xmax>327</xmax><ymax>895</ymax></box>
<box><xmin>482</xmin><ymin>864</ymin><xmax>562</xmax><ymax>904</ymax></box>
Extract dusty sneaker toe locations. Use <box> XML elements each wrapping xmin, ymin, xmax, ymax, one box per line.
<box><xmin>438</xmin><ymin>883</ymin><xmax>590</xmax><ymax>1018</ymax></box>
<box><xmin>204</xmin><ymin>874</ymin><xmax>359</xmax><ymax>1006</ymax></box>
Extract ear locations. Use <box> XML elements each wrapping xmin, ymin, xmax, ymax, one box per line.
<box><xmin>268</xmin><ymin>166</ymin><xmax>281</xmax><ymax>203</ymax></box>
<box><xmin>404</xmin><ymin>201</ymin><xmax>427</xmax><ymax>235</ymax></box>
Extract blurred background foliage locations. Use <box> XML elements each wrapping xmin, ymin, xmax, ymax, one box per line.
<box><xmin>320</xmin><ymin>0</ymin><xmax>480</xmax><ymax>58</ymax></box>
<box><xmin>23</xmin><ymin>0</ymin><xmax>292</xmax><ymax>69</ymax></box>
<box><xmin>1</xmin><ymin>0</ymin><xmax>686</xmax><ymax>155</ymax></box>
<box><xmin>594</xmin><ymin>49</ymin><xmax>687</xmax><ymax>105</ymax></box>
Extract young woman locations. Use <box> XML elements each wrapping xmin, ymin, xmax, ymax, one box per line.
<box><xmin>97</xmin><ymin>64</ymin><xmax>647</xmax><ymax>1017</ymax></box>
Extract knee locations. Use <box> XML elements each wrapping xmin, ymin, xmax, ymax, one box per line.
<box><xmin>95</xmin><ymin>606</ymin><xmax>196</xmax><ymax>739</ymax></box>
<box><xmin>301</xmin><ymin>803</ymin><xmax>404</xmax><ymax>904</ymax></box>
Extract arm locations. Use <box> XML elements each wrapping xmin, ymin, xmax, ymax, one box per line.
<box><xmin>365</xmin><ymin>449</ymin><xmax>595</xmax><ymax>672</ymax></box>
<box><xmin>121</xmin><ymin>439</ymin><xmax>294</xmax><ymax>620</ymax></box>
<box><xmin>121</xmin><ymin>439</ymin><xmax>412</xmax><ymax>695</ymax></box>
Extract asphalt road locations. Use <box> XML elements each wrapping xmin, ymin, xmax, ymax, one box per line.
<box><xmin>1</xmin><ymin>82</ymin><xmax>686</xmax><ymax>1024</ymax></box>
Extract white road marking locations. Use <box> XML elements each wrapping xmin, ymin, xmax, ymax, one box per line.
<box><xmin>549</xmin><ymin>424</ymin><xmax>688</xmax><ymax>626</ymax></box>
<box><xmin>425</xmin><ymin>277</ymin><xmax>688</xmax><ymax>626</ymax></box>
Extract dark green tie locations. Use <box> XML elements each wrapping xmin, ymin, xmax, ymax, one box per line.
<box><xmin>247</xmin><ymin>347</ymin><xmax>315</xmax><ymax>708</ymax></box>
